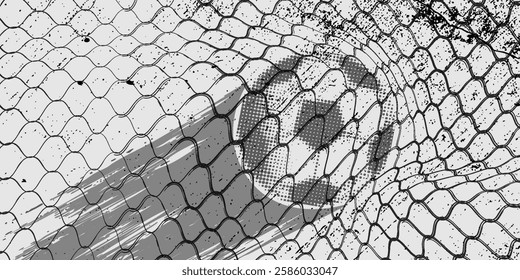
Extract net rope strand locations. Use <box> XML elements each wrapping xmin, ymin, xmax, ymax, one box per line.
<box><xmin>0</xmin><ymin>0</ymin><xmax>519</xmax><ymax>260</ymax></box>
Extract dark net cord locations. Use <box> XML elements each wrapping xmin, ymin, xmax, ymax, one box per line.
<box><xmin>0</xmin><ymin>0</ymin><xmax>519</xmax><ymax>260</ymax></box>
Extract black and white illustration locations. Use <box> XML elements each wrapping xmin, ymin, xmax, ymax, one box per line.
<box><xmin>1</xmin><ymin>0</ymin><xmax>520</xmax><ymax>260</ymax></box>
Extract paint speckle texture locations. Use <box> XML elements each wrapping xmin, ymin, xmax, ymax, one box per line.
<box><xmin>0</xmin><ymin>0</ymin><xmax>520</xmax><ymax>260</ymax></box>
